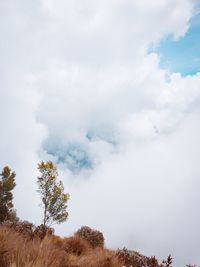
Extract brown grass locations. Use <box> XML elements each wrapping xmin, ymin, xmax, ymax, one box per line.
<box><xmin>62</xmin><ymin>235</ymin><xmax>90</xmax><ymax>255</ymax></box>
<box><xmin>0</xmin><ymin>224</ymin><xmax>121</xmax><ymax>267</ymax></box>
<box><xmin>74</xmin><ymin>248</ymin><xmax>122</xmax><ymax>267</ymax></box>
<box><xmin>1</xmin><ymin>223</ymin><xmax>190</xmax><ymax>267</ymax></box>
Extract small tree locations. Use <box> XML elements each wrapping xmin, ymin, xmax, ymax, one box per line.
<box><xmin>37</xmin><ymin>161</ymin><xmax>69</xmax><ymax>226</ymax></box>
<box><xmin>0</xmin><ymin>166</ymin><xmax>18</xmax><ymax>223</ymax></box>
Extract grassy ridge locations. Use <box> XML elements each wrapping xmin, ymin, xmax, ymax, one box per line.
<box><xmin>0</xmin><ymin>223</ymin><xmax>121</xmax><ymax>267</ymax></box>
<box><xmin>0</xmin><ymin>222</ymin><xmax>189</xmax><ymax>267</ymax></box>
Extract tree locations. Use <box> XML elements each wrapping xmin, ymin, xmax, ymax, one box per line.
<box><xmin>0</xmin><ymin>166</ymin><xmax>18</xmax><ymax>223</ymax></box>
<box><xmin>37</xmin><ymin>161</ymin><xmax>69</xmax><ymax>227</ymax></box>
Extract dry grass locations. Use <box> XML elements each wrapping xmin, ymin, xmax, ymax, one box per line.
<box><xmin>1</xmin><ymin>223</ymin><xmax>191</xmax><ymax>267</ymax></box>
<box><xmin>74</xmin><ymin>248</ymin><xmax>122</xmax><ymax>267</ymax></box>
<box><xmin>62</xmin><ymin>235</ymin><xmax>90</xmax><ymax>255</ymax></box>
<box><xmin>0</xmin><ymin>224</ymin><xmax>121</xmax><ymax>267</ymax></box>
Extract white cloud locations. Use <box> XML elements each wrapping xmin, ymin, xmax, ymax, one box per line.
<box><xmin>0</xmin><ymin>0</ymin><xmax>200</xmax><ymax>266</ymax></box>
<box><xmin>57</xmin><ymin>108</ymin><xmax>200</xmax><ymax>266</ymax></box>
<box><xmin>0</xmin><ymin>75</ymin><xmax>47</xmax><ymax>222</ymax></box>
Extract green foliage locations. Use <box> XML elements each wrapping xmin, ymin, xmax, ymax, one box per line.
<box><xmin>0</xmin><ymin>166</ymin><xmax>18</xmax><ymax>223</ymax></box>
<box><xmin>37</xmin><ymin>161</ymin><xmax>69</xmax><ymax>226</ymax></box>
<box><xmin>75</xmin><ymin>226</ymin><xmax>104</xmax><ymax>248</ymax></box>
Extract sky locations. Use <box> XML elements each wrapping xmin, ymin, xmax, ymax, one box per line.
<box><xmin>153</xmin><ymin>7</ymin><xmax>200</xmax><ymax>75</ymax></box>
<box><xmin>0</xmin><ymin>0</ymin><xmax>200</xmax><ymax>266</ymax></box>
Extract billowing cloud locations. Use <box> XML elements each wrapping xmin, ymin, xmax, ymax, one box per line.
<box><xmin>0</xmin><ymin>1</ymin><xmax>200</xmax><ymax>266</ymax></box>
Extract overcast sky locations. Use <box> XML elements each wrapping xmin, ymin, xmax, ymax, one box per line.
<box><xmin>1</xmin><ymin>1</ymin><xmax>200</xmax><ymax>266</ymax></box>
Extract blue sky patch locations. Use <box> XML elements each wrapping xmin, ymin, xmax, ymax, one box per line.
<box><xmin>44</xmin><ymin>143</ymin><xmax>93</xmax><ymax>173</ymax></box>
<box><xmin>151</xmin><ymin>12</ymin><xmax>200</xmax><ymax>76</ymax></box>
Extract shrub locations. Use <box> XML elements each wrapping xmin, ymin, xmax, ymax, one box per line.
<box><xmin>75</xmin><ymin>226</ymin><xmax>104</xmax><ymax>248</ymax></box>
<box><xmin>2</xmin><ymin>220</ymin><xmax>35</xmax><ymax>238</ymax></box>
<box><xmin>2</xmin><ymin>220</ymin><xmax>54</xmax><ymax>239</ymax></box>
<box><xmin>117</xmin><ymin>248</ymin><xmax>173</xmax><ymax>267</ymax></box>
<box><xmin>116</xmin><ymin>247</ymin><xmax>148</xmax><ymax>267</ymax></box>
<box><xmin>34</xmin><ymin>224</ymin><xmax>54</xmax><ymax>239</ymax></box>
<box><xmin>161</xmin><ymin>255</ymin><xmax>173</xmax><ymax>267</ymax></box>
<box><xmin>147</xmin><ymin>256</ymin><xmax>159</xmax><ymax>267</ymax></box>
<box><xmin>62</xmin><ymin>236</ymin><xmax>89</xmax><ymax>256</ymax></box>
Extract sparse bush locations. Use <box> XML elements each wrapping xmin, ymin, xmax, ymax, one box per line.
<box><xmin>2</xmin><ymin>220</ymin><xmax>54</xmax><ymax>239</ymax></box>
<box><xmin>116</xmin><ymin>247</ymin><xmax>148</xmax><ymax>267</ymax></box>
<box><xmin>34</xmin><ymin>224</ymin><xmax>54</xmax><ymax>239</ymax></box>
<box><xmin>147</xmin><ymin>256</ymin><xmax>159</xmax><ymax>267</ymax></box>
<box><xmin>62</xmin><ymin>236</ymin><xmax>89</xmax><ymax>256</ymax></box>
<box><xmin>116</xmin><ymin>248</ymin><xmax>173</xmax><ymax>267</ymax></box>
<box><xmin>161</xmin><ymin>255</ymin><xmax>173</xmax><ymax>267</ymax></box>
<box><xmin>2</xmin><ymin>220</ymin><xmax>35</xmax><ymax>238</ymax></box>
<box><xmin>117</xmin><ymin>248</ymin><xmax>174</xmax><ymax>267</ymax></box>
<box><xmin>75</xmin><ymin>226</ymin><xmax>104</xmax><ymax>248</ymax></box>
